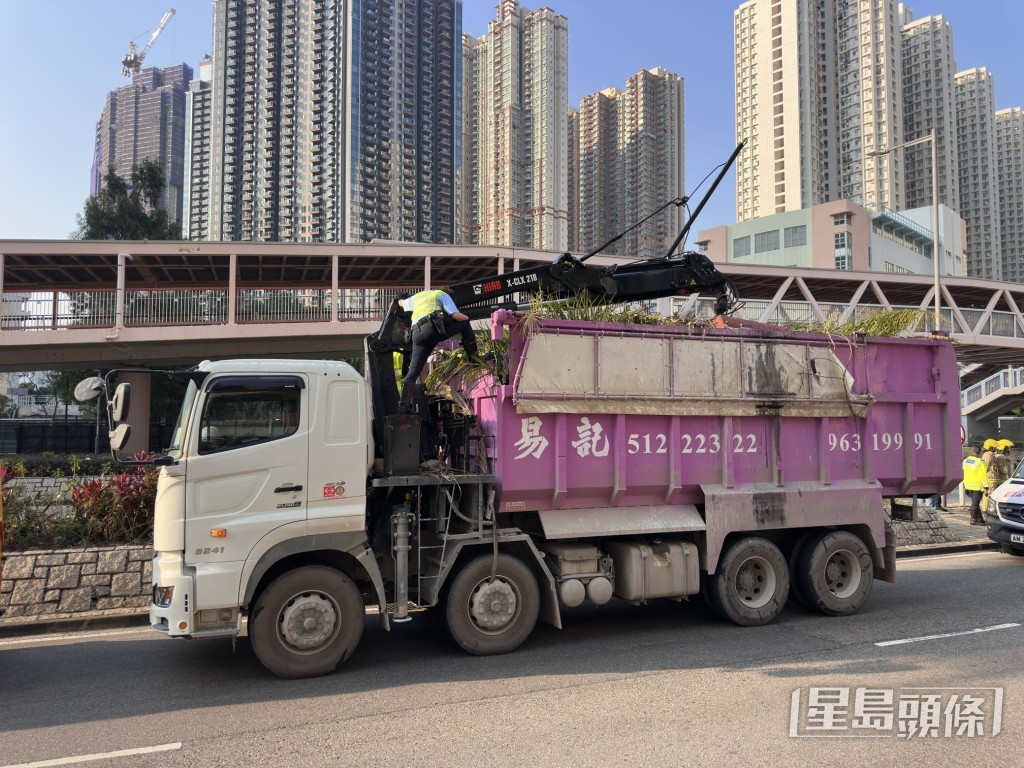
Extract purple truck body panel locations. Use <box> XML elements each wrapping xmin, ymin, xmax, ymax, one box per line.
<box><xmin>456</xmin><ymin>315</ymin><xmax>961</xmax><ymax>522</ymax></box>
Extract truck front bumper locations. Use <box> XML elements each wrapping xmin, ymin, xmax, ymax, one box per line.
<box><xmin>149</xmin><ymin>551</ymin><xmax>194</xmax><ymax>637</ymax></box>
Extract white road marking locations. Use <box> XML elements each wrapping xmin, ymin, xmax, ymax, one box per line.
<box><xmin>876</xmin><ymin>622</ymin><xmax>1020</xmax><ymax>647</ymax></box>
<box><xmin>0</xmin><ymin>627</ymin><xmax>151</xmax><ymax>648</ymax></box>
<box><xmin>899</xmin><ymin>550</ymin><xmax>1001</xmax><ymax>562</ymax></box>
<box><xmin>1</xmin><ymin>742</ymin><xmax>181</xmax><ymax>768</ymax></box>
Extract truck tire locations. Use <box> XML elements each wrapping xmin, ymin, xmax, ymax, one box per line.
<box><xmin>700</xmin><ymin>570</ymin><xmax>725</xmax><ymax>619</ymax></box>
<box><xmin>445</xmin><ymin>553</ymin><xmax>539</xmax><ymax>655</ymax></box>
<box><xmin>249</xmin><ymin>566</ymin><xmax>364</xmax><ymax>678</ymax></box>
<box><xmin>787</xmin><ymin>532</ymin><xmax>817</xmax><ymax>610</ymax></box>
<box><xmin>709</xmin><ymin>537</ymin><xmax>789</xmax><ymax>627</ymax></box>
<box><xmin>795</xmin><ymin>531</ymin><xmax>873</xmax><ymax>616</ymax></box>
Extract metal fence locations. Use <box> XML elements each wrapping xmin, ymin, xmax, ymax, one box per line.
<box><xmin>1</xmin><ymin>287</ymin><xmax>422</xmax><ymax>329</ymax></box>
<box><xmin>0</xmin><ymin>420</ymin><xmax>176</xmax><ymax>456</ymax></box>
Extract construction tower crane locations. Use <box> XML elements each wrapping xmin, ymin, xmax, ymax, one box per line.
<box><xmin>121</xmin><ymin>8</ymin><xmax>176</xmax><ymax>77</ymax></box>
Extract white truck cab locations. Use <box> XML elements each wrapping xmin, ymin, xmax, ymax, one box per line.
<box><xmin>149</xmin><ymin>360</ymin><xmax>382</xmax><ymax>652</ymax></box>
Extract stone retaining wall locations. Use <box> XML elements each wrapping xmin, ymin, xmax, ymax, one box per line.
<box><xmin>891</xmin><ymin>507</ymin><xmax>962</xmax><ymax>547</ymax></box>
<box><xmin>5</xmin><ymin>476</ymin><xmax>83</xmax><ymax>515</ymax></box>
<box><xmin>0</xmin><ymin>546</ymin><xmax>151</xmax><ymax>619</ymax></box>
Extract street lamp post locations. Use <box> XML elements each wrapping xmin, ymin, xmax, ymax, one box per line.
<box><xmin>867</xmin><ymin>129</ymin><xmax>941</xmax><ymax>323</ymax></box>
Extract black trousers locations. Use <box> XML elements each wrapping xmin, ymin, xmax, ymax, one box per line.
<box><xmin>966</xmin><ymin>488</ymin><xmax>984</xmax><ymax>515</ymax></box>
<box><xmin>400</xmin><ymin>314</ymin><xmax>477</xmax><ymax>402</ymax></box>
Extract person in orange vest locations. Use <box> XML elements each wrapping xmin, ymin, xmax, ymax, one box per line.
<box><xmin>962</xmin><ymin>445</ymin><xmax>989</xmax><ymax>525</ymax></box>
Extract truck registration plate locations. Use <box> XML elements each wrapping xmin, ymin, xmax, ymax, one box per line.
<box><xmin>1011</xmin><ymin>533</ymin><xmax>1024</xmax><ymax>544</ymax></box>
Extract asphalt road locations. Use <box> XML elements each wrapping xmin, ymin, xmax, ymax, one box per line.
<box><xmin>1</xmin><ymin>550</ymin><xmax>1022</xmax><ymax>768</ymax></box>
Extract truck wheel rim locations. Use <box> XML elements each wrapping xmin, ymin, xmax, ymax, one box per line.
<box><xmin>278</xmin><ymin>591</ymin><xmax>340</xmax><ymax>653</ymax></box>
<box><xmin>467</xmin><ymin>577</ymin><xmax>519</xmax><ymax>634</ymax></box>
<box><xmin>824</xmin><ymin>549</ymin><xmax>861</xmax><ymax>599</ymax></box>
<box><xmin>734</xmin><ymin>555</ymin><xmax>776</xmax><ymax>609</ymax></box>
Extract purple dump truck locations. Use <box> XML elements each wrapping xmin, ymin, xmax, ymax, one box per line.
<box><xmin>446</xmin><ymin>311</ymin><xmax>960</xmax><ymax>627</ymax></box>
<box><xmin>131</xmin><ymin>309</ymin><xmax>961</xmax><ymax>677</ymax></box>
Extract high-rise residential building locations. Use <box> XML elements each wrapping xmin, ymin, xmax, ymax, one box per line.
<box><xmin>955</xmin><ymin>67</ymin><xmax>1002</xmax><ymax>280</ymax></box>
<box><xmin>196</xmin><ymin>0</ymin><xmax>460</xmax><ymax>243</ymax></box>
<box><xmin>734</xmin><ymin>0</ymin><xmax>826</xmax><ymax>221</ymax></box>
<box><xmin>92</xmin><ymin>64</ymin><xmax>193</xmax><ymax>225</ymax></box>
<box><xmin>734</xmin><ymin>0</ymin><xmax>904</xmax><ymax>221</ymax></box>
<box><xmin>574</xmin><ymin>68</ymin><xmax>685</xmax><ymax>259</ymax></box>
<box><xmin>567</xmin><ymin>106</ymin><xmax>579</xmax><ymax>253</ymax></box>
<box><xmin>996</xmin><ymin>107</ymin><xmax>1024</xmax><ymax>283</ymax></box>
<box><xmin>901</xmin><ymin>15</ymin><xmax>959</xmax><ymax>214</ymax></box>
<box><xmin>184</xmin><ymin>57</ymin><xmax>213</xmax><ymax>241</ymax></box>
<box><xmin>576</xmin><ymin>88</ymin><xmax>620</xmax><ymax>257</ymax></box>
<box><xmin>461</xmin><ymin>0</ymin><xmax>569</xmax><ymax>250</ymax></box>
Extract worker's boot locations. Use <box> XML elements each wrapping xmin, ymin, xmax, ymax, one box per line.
<box><xmin>398</xmin><ymin>384</ymin><xmax>415</xmax><ymax>414</ymax></box>
<box><xmin>971</xmin><ymin>511</ymin><xmax>985</xmax><ymax>525</ymax></box>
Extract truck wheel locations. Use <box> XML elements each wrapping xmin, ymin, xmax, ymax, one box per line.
<box><xmin>445</xmin><ymin>553</ymin><xmax>539</xmax><ymax>655</ymax></box>
<box><xmin>787</xmin><ymin>532</ymin><xmax>817</xmax><ymax>610</ymax></box>
<box><xmin>710</xmin><ymin>537</ymin><xmax>789</xmax><ymax>626</ymax></box>
<box><xmin>795</xmin><ymin>531</ymin><xmax>873</xmax><ymax>616</ymax></box>
<box><xmin>249</xmin><ymin>566</ymin><xmax>364</xmax><ymax>678</ymax></box>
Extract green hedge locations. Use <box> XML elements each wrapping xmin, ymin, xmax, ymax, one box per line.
<box><xmin>1</xmin><ymin>459</ymin><xmax>156</xmax><ymax>550</ymax></box>
<box><xmin>0</xmin><ymin>453</ymin><xmax>113</xmax><ymax>479</ymax></box>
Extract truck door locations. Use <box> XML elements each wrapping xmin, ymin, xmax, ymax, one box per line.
<box><xmin>184</xmin><ymin>375</ymin><xmax>308</xmax><ymax>606</ymax></box>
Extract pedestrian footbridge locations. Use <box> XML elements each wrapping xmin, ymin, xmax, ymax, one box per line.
<box><xmin>3</xmin><ymin>239</ymin><xmax>1024</xmax><ymax>372</ymax></box>
<box><xmin>961</xmin><ymin>367</ymin><xmax>1024</xmax><ymax>434</ymax></box>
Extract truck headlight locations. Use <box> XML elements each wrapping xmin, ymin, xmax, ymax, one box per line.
<box><xmin>153</xmin><ymin>586</ymin><xmax>174</xmax><ymax>608</ymax></box>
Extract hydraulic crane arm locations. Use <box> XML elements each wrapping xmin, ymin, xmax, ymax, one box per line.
<box><xmin>445</xmin><ymin>139</ymin><xmax>745</xmax><ymax>320</ymax></box>
<box><xmin>365</xmin><ymin>142</ymin><xmax>745</xmax><ymax>428</ymax></box>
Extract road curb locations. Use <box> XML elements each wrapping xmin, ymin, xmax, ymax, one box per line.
<box><xmin>896</xmin><ymin>540</ymin><xmax>1001</xmax><ymax>559</ymax></box>
<box><xmin>0</xmin><ymin>611</ymin><xmax>150</xmax><ymax>639</ymax></box>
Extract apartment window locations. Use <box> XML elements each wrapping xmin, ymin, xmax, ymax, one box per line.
<box><xmin>834</xmin><ymin>231</ymin><xmax>851</xmax><ymax>271</ymax></box>
<box><xmin>784</xmin><ymin>225</ymin><xmax>807</xmax><ymax>247</ymax></box>
<box><xmin>733</xmin><ymin>236</ymin><xmax>751</xmax><ymax>258</ymax></box>
<box><xmin>833</xmin><ymin>213</ymin><xmax>851</xmax><ymax>226</ymax></box>
<box><xmin>755</xmin><ymin>230</ymin><xmax>780</xmax><ymax>253</ymax></box>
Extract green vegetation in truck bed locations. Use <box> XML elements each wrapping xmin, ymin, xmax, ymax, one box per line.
<box><xmin>423</xmin><ymin>296</ymin><xmax>936</xmax><ymax>396</ymax></box>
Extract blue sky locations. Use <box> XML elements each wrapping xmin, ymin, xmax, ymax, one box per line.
<box><xmin>1</xmin><ymin>1</ymin><xmax>1022</xmax><ymax>242</ymax></box>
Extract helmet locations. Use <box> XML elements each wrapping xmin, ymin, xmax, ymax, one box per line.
<box><xmin>983</xmin><ymin>438</ymin><xmax>999</xmax><ymax>450</ymax></box>
<box><xmin>998</xmin><ymin>439</ymin><xmax>1015</xmax><ymax>450</ymax></box>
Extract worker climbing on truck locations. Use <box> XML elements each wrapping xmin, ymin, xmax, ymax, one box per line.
<box><xmin>398</xmin><ymin>288</ymin><xmax>480</xmax><ymax>413</ymax></box>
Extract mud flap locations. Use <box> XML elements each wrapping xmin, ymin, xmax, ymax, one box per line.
<box><xmin>875</xmin><ymin>526</ymin><xmax>897</xmax><ymax>583</ymax></box>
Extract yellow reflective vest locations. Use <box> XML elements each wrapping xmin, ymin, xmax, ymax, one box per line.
<box><xmin>962</xmin><ymin>456</ymin><xmax>988</xmax><ymax>491</ymax></box>
<box><xmin>410</xmin><ymin>289</ymin><xmax>445</xmax><ymax>322</ymax></box>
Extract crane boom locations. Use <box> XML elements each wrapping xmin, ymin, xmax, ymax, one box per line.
<box><xmin>121</xmin><ymin>8</ymin><xmax>176</xmax><ymax>77</ymax></box>
<box><xmin>365</xmin><ymin>141</ymin><xmax>746</xmax><ymax>422</ymax></box>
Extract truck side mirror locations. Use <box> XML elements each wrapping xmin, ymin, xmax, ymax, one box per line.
<box><xmin>110</xmin><ymin>423</ymin><xmax>132</xmax><ymax>453</ymax></box>
<box><xmin>111</xmin><ymin>383</ymin><xmax>132</xmax><ymax>423</ymax></box>
<box><xmin>74</xmin><ymin>376</ymin><xmax>106</xmax><ymax>403</ymax></box>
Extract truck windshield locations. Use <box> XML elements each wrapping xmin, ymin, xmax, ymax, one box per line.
<box><xmin>167</xmin><ymin>380</ymin><xmax>199</xmax><ymax>459</ymax></box>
